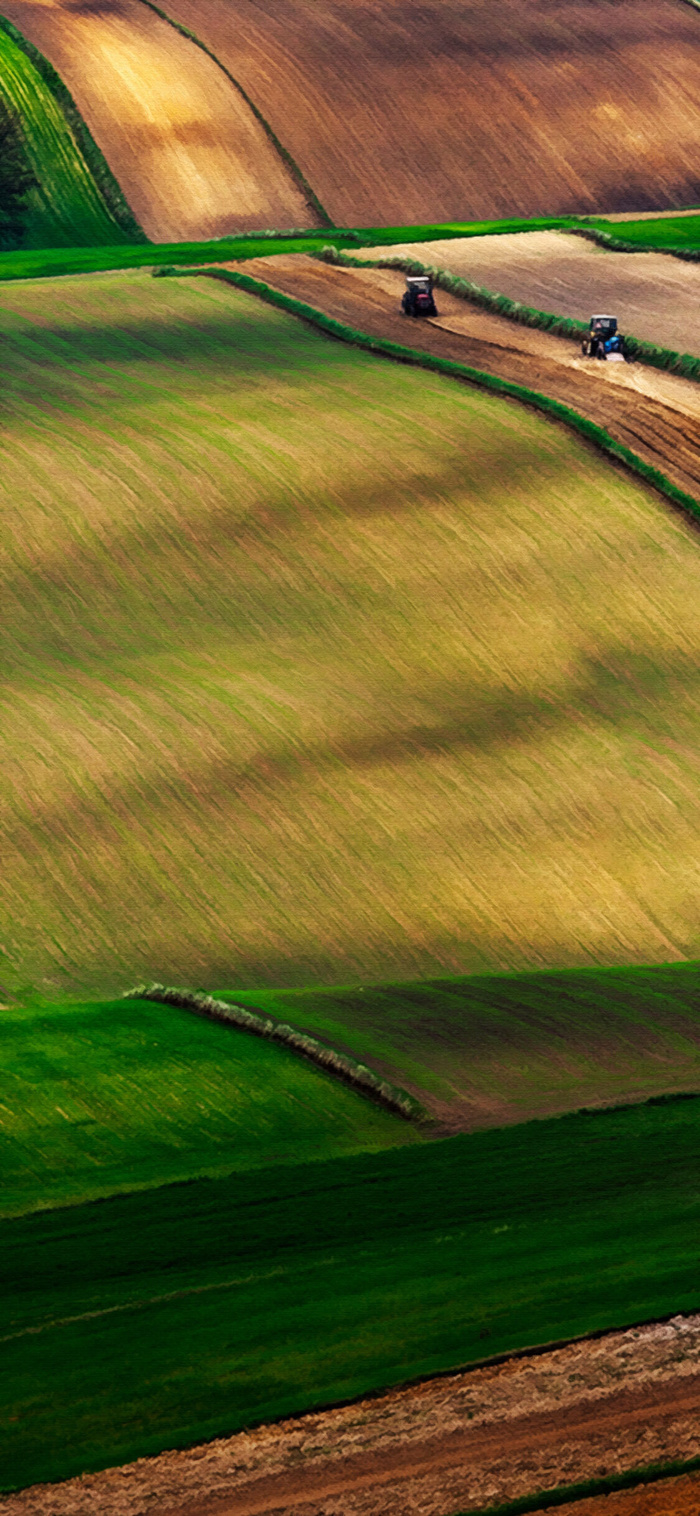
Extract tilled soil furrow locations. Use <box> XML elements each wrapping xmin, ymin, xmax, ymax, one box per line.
<box><xmin>156</xmin><ymin>1376</ymin><xmax>700</xmax><ymax>1516</ymax></box>
<box><xmin>228</xmin><ymin>258</ymin><xmax>700</xmax><ymax>505</ymax></box>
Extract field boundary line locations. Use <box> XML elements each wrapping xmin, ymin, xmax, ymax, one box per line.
<box><xmin>449</xmin><ymin>1452</ymin><xmax>700</xmax><ymax>1516</ymax></box>
<box><xmin>316</xmin><ymin>244</ymin><xmax>700</xmax><ymax>383</ymax></box>
<box><xmin>123</xmin><ymin>983</ymin><xmax>428</xmax><ymax>1124</ymax></box>
<box><xmin>0</xmin><ymin>12</ymin><xmax>145</xmax><ymax>242</ymax></box>
<box><xmin>171</xmin><ymin>265</ymin><xmax>700</xmax><ymax>529</ymax></box>
<box><xmin>568</xmin><ymin>221</ymin><xmax>700</xmax><ymax>263</ymax></box>
<box><xmin>131</xmin><ymin>0</ymin><xmax>333</xmax><ymax>229</ymax></box>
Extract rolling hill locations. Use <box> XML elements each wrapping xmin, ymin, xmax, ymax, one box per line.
<box><xmin>0</xmin><ymin>19</ymin><xmax>136</xmax><ymax>247</ymax></box>
<box><xmin>156</xmin><ymin>0</ymin><xmax>700</xmax><ymax>225</ymax></box>
<box><xmin>3</xmin><ymin>269</ymin><xmax>700</xmax><ymax>998</ymax></box>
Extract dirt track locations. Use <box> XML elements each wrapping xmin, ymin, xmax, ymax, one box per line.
<box><xmin>359</xmin><ymin>232</ymin><xmax>700</xmax><ymax>357</ymax></box>
<box><xmin>156</xmin><ymin>0</ymin><xmax>700</xmax><ymax>225</ymax></box>
<box><xmin>0</xmin><ymin>0</ymin><xmax>313</xmax><ymax>240</ymax></box>
<box><xmin>232</xmin><ymin>256</ymin><xmax>700</xmax><ymax>504</ymax></box>
<box><xmin>5</xmin><ymin>1315</ymin><xmax>699</xmax><ymax>1516</ymax></box>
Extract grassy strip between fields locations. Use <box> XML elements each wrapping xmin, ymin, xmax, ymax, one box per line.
<box><xmin>133</xmin><ymin>0</ymin><xmax>333</xmax><ymax>228</ymax></box>
<box><xmin>0</xmin><ymin>14</ymin><xmax>144</xmax><ymax>244</ymax></box>
<box><xmin>123</xmin><ymin>983</ymin><xmax>427</xmax><ymax>1123</ymax></box>
<box><xmin>454</xmin><ymin>1454</ymin><xmax>700</xmax><ymax>1516</ymax></box>
<box><xmin>0</xmin><ymin>213</ymin><xmax>582</xmax><ymax>281</ymax></box>
<box><xmin>317</xmin><ymin>243</ymin><xmax>700</xmax><ymax>382</ymax></box>
<box><xmin>572</xmin><ymin>219</ymin><xmax>700</xmax><ymax>260</ymax></box>
<box><xmin>176</xmin><ymin>265</ymin><xmax>700</xmax><ymax>527</ymax></box>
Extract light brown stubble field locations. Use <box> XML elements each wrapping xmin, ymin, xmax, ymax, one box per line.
<box><xmin>0</xmin><ymin>0</ymin><xmax>314</xmax><ymax>239</ymax></box>
<box><xmin>359</xmin><ymin>231</ymin><xmax>700</xmax><ymax>356</ymax></box>
<box><xmin>3</xmin><ymin>270</ymin><xmax>700</xmax><ymax>999</ymax></box>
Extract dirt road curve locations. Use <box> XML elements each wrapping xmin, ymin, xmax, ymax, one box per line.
<box><xmin>4</xmin><ymin>1315</ymin><xmax>700</xmax><ymax>1516</ymax></box>
<box><xmin>358</xmin><ymin>232</ymin><xmax>700</xmax><ymax>356</ymax></box>
<box><xmin>228</xmin><ymin>257</ymin><xmax>700</xmax><ymax>506</ymax></box>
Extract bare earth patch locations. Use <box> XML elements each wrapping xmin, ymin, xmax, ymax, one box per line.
<box><xmin>4</xmin><ymin>1315</ymin><xmax>699</xmax><ymax>1516</ymax></box>
<box><xmin>357</xmin><ymin>232</ymin><xmax>700</xmax><ymax>357</ymax></box>
<box><xmin>142</xmin><ymin>0</ymin><xmax>700</xmax><ymax>225</ymax></box>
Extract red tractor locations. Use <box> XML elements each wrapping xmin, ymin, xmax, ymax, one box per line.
<box><xmin>401</xmin><ymin>275</ymin><xmax>438</xmax><ymax>318</ymax></box>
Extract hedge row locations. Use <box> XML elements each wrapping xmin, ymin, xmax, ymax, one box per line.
<box><xmin>170</xmin><ymin>263</ymin><xmax>700</xmax><ymax>531</ymax></box>
<box><xmin>316</xmin><ymin>244</ymin><xmax>700</xmax><ymax>383</ymax></box>
<box><xmin>0</xmin><ymin>14</ymin><xmax>145</xmax><ymax>242</ymax></box>
<box><xmin>123</xmin><ymin>983</ymin><xmax>427</xmax><ymax>1123</ymax></box>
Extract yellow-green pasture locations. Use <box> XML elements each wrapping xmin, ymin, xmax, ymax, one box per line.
<box><xmin>2</xmin><ymin>270</ymin><xmax>700</xmax><ymax>997</ymax></box>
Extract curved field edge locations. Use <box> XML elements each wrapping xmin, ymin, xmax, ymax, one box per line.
<box><xmin>0</xmin><ymin>13</ymin><xmax>144</xmax><ymax>244</ymax></box>
<box><xmin>0</xmin><ymin>214</ymin><xmax>601</xmax><ymax>282</ymax></box>
<box><xmin>123</xmin><ymin>984</ymin><xmax>427</xmax><ymax>1123</ymax></box>
<box><xmin>318</xmin><ymin>245</ymin><xmax>700</xmax><ymax>384</ymax></box>
<box><xmin>218</xmin><ymin>962</ymin><xmax>700</xmax><ymax>1125</ymax></box>
<box><xmin>169</xmin><ymin>265</ymin><xmax>700</xmax><ymax>526</ymax></box>
<box><xmin>2</xmin><ymin>1097</ymin><xmax>699</xmax><ymax>1489</ymax></box>
<box><xmin>454</xmin><ymin>1457</ymin><xmax>700</xmax><ymax>1516</ymax></box>
<box><xmin>132</xmin><ymin>0</ymin><xmax>332</xmax><ymax>228</ymax></box>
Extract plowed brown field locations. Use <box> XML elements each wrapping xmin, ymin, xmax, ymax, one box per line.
<box><xmin>4</xmin><ymin>1315</ymin><xmax>699</xmax><ymax>1516</ymax></box>
<box><xmin>359</xmin><ymin>232</ymin><xmax>700</xmax><ymax>356</ymax></box>
<box><xmin>232</xmin><ymin>255</ymin><xmax>700</xmax><ymax>500</ymax></box>
<box><xmin>0</xmin><ymin>0</ymin><xmax>314</xmax><ymax>241</ymax></box>
<box><xmin>156</xmin><ymin>0</ymin><xmax>700</xmax><ymax>226</ymax></box>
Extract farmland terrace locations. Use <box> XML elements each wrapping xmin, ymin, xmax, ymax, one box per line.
<box><xmin>5</xmin><ymin>269</ymin><xmax>700</xmax><ymax>994</ymax></box>
<box><xmin>4</xmin><ymin>0</ymin><xmax>700</xmax><ymax>234</ymax></box>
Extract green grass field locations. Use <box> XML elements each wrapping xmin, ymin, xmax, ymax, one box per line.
<box><xmin>3</xmin><ymin>268</ymin><xmax>700</xmax><ymax>997</ymax></box>
<box><xmin>0</xmin><ymin>208</ymin><xmax>693</xmax><ymax>282</ymax></box>
<box><xmin>0</xmin><ymin>212</ymin><xmax>583</xmax><ymax>279</ymax></box>
<box><xmin>222</xmin><ymin>961</ymin><xmax>700</xmax><ymax>1125</ymax></box>
<box><xmin>590</xmin><ymin>213</ymin><xmax>700</xmax><ymax>251</ymax></box>
<box><xmin>2</xmin><ymin>1094</ymin><xmax>698</xmax><ymax>1489</ymax></box>
<box><xmin>0</xmin><ymin>23</ymin><xmax>134</xmax><ymax>248</ymax></box>
<box><xmin>0</xmin><ymin>996</ymin><xmax>418</xmax><ymax>1218</ymax></box>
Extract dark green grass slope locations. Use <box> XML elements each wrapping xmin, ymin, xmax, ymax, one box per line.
<box><xmin>0</xmin><ymin>997</ymin><xmax>418</xmax><ymax>1218</ymax></box>
<box><xmin>589</xmin><ymin>213</ymin><xmax>700</xmax><ymax>251</ymax></box>
<box><xmin>2</xmin><ymin>1096</ymin><xmax>699</xmax><ymax>1489</ymax></box>
<box><xmin>222</xmin><ymin>962</ymin><xmax>700</xmax><ymax>1125</ymax></box>
<box><xmin>0</xmin><ymin>21</ymin><xmax>136</xmax><ymax>248</ymax></box>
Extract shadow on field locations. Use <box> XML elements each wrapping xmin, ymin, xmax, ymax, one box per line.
<box><xmin>4</xmin><ymin>634</ymin><xmax>697</xmax><ymax>860</ymax></box>
<box><xmin>0</xmin><ymin>300</ymin><xmax>360</xmax><ymax>420</ymax></box>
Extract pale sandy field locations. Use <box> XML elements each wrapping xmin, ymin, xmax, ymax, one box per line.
<box><xmin>359</xmin><ymin>232</ymin><xmax>700</xmax><ymax>356</ymax></box>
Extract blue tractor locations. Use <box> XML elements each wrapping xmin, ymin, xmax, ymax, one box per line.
<box><xmin>581</xmin><ymin>314</ymin><xmax>626</xmax><ymax>361</ymax></box>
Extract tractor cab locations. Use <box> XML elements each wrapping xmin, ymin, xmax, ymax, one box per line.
<box><xmin>401</xmin><ymin>275</ymin><xmax>438</xmax><ymax>318</ymax></box>
<box><xmin>582</xmin><ymin>315</ymin><xmax>625</xmax><ymax>361</ymax></box>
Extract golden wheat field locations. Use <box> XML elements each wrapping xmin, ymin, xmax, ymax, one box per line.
<box><xmin>161</xmin><ymin>0</ymin><xmax>700</xmax><ymax>225</ymax></box>
<box><xmin>2</xmin><ymin>269</ymin><xmax>700</xmax><ymax>998</ymax></box>
<box><xmin>0</xmin><ymin>0</ymin><xmax>314</xmax><ymax>240</ymax></box>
